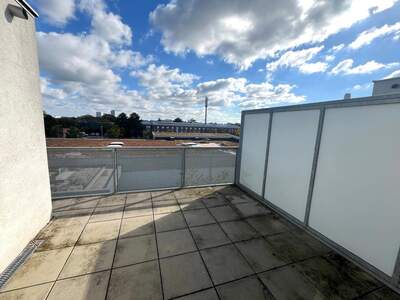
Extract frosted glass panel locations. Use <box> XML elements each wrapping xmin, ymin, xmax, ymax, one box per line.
<box><xmin>309</xmin><ymin>104</ymin><xmax>400</xmax><ymax>276</ymax></box>
<box><xmin>265</xmin><ymin>110</ymin><xmax>319</xmax><ymax>221</ymax></box>
<box><xmin>239</xmin><ymin>113</ymin><xmax>269</xmax><ymax>195</ymax></box>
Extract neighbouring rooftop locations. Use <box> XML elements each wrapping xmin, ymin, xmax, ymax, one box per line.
<box><xmin>46</xmin><ymin>138</ymin><xmax>238</xmax><ymax>148</ymax></box>
<box><xmin>0</xmin><ymin>186</ymin><xmax>399</xmax><ymax>300</ymax></box>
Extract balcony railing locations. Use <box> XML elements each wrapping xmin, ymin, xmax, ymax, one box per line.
<box><xmin>47</xmin><ymin>147</ymin><xmax>237</xmax><ymax>199</ymax></box>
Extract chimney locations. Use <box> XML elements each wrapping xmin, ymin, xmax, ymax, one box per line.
<box><xmin>344</xmin><ymin>93</ymin><xmax>351</xmax><ymax>100</ymax></box>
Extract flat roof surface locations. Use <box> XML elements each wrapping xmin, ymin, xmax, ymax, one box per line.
<box><xmin>1</xmin><ymin>186</ymin><xmax>398</xmax><ymax>299</ymax></box>
<box><xmin>46</xmin><ymin>138</ymin><xmax>238</xmax><ymax>147</ymax></box>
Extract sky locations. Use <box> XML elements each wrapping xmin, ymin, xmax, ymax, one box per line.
<box><xmin>31</xmin><ymin>0</ymin><xmax>400</xmax><ymax>123</ymax></box>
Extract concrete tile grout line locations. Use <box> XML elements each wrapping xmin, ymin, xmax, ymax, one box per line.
<box><xmin>151</xmin><ymin>192</ymin><xmax>166</xmax><ymax>300</ymax></box>
<box><xmin>201</xmin><ymin>190</ymin><xmax>275</xmax><ymax>298</ymax></box>
<box><xmin>178</xmin><ymin>191</ymin><xmax>222</xmax><ymax>300</ymax></box>
<box><xmin>44</xmin><ymin>195</ymin><xmax>105</xmax><ymax>300</ymax></box>
<box><xmin>104</xmin><ymin>194</ymin><xmax>126</xmax><ymax>300</ymax></box>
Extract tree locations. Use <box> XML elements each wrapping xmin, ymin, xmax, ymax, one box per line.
<box><xmin>127</xmin><ymin>113</ymin><xmax>144</xmax><ymax>138</ymax></box>
<box><xmin>43</xmin><ymin>113</ymin><xmax>58</xmax><ymax>137</ymax></box>
<box><xmin>188</xmin><ymin>118</ymin><xmax>196</xmax><ymax>123</ymax></box>
<box><xmin>116</xmin><ymin>113</ymin><xmax>129</xmax><ymax>137</ymax></box>
<box><xmin>173</xmin><ymin>117</ymin><xmax>183</xmax><ymax>122</ymax></box>
<box><xmin>106</xmin><ymin>125</ymin><xmax>121</xmax><ymax>138</ymax></box>
<box><xmin>66</xmin><ymin>127</ymin><xmax>81</xmax><ymax>138</ymax></box>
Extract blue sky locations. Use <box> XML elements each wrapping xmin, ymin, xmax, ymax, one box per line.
<box><xmin>32</xmin><ymin>0</ymin><xmax>400</xmax><ymax>123</ymax></box>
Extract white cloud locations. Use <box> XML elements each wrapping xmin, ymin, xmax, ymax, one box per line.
<box><xmin>349</xmin><ymin>22</ymin><xmax>400</xmax><ymax>49</ymax></box>
<box><xmin>384</xmin><ymin>70</ymin><xmax>400</xmax><ymax>79</ymax></box>
<box><xmin>351</xmin><ymin>83</ymin><xmax>372</xmax><ymax>91</ymax></box>
<box><xmin>150</xmin><ymin>0</ymin><xmax>397</xmax><ymax>69</ymax></box>
<box><xmin>35</xmin><ymin>0</ymin><xmax>76</xmax><ymax>26</ymax></box>
<box><xmin>330</xmin><ymin>59</ymin><xmax>399</xmax><ymax>75</ymax></box>
<box><xmin>266</xmin><ymin>46</ymin><xmax>328</xmax><ymax>75</ymax></box>
<box><xmin>330</xmin><ymin>44</ymin><xmax>345</xmax><ymax>53</ymax></box>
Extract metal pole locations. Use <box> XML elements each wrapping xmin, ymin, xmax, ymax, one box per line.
<box><xmin>234</xmin><ymin>113</ymin><xmax>245</xmax><ymax>185</ymax></box>
<box><xmin>181</xmin><ymin>147</ymin><xmax>186</xmax><ymax>188</ymax></box>
<box><xmin>113</xmin><ymin>148</ymin><xmax>118</xmax><ymax>194</ymax></box>
<box><xmin>393</xmin><ymin>247</ymin><xmax>400</xmax><ymax>288</ymax></box>
<box><xmin>261</xmin><ymin>112</ymin><xmax>273</xmax><ymax>199</ymax></box>
<box><xmin>304</xmin><ymin>108</ymin><xmax>325</xmax><ymax>225</ymax></box>
<box><xmin>205</xmin><ymin>96</ymin><xmax>208</xmax><ymax>124</ymax></box>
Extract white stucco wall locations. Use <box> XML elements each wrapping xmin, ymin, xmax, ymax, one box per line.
<box><xmin>0</xmin><ymin>0</ymin><xmax>52</xmax><ymax>273</ymax></box>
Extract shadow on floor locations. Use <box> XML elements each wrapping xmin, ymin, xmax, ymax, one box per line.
<box><xmin>1</xmin><ymin>186</ymin><xmax>399</xmax><ymax>300</ymax></box>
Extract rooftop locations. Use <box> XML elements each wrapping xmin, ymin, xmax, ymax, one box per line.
<box><xmin>46</xmin><ymin>138</ymin><xmax>238</xmax><ymax>148</ymax></box>
<box><xmin>1</xmin><ymin>186</ymin><xmax>397</xmax><ymax>299</ymax></box>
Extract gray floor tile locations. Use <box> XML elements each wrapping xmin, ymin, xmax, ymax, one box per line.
<box><xmin>234</xmin><ymin>203</ymin><xmax>270</xmax><ymax>218</ymax></box>
<box><xmin>265</xmin><ymin>232</ymin><xmax>317</xmax><ymax>262</ymax></box>
<box><xmin>191</xmin><ymin>224</ymin><xmax>230</xmax><ymax>249</ymax></box>
<box><xmin>154</xmin><ymin>212</ymin><xmax>187</xmax><ymax>232</ymax></box>
<box><xmin>119</xmin><ymin>215</ymin><xmax>154</xmax><ymax>238</ymax></box>
<box><xmin>89</xmin><ymin>205</ymin><xmax>123</xmax><ymax>222</ymax></box>
<box><xmin>151</xmin><ymin>191</ymin><xmax>176</xmax><ymax>201</ymax></box>
<box><xmin>98</xmin><ymin>195</ymin><xmax>126</xmax><ymax>207</ymax></box>
<box><xmin>52</xmin><ymin>197</ymin><xmax>100</xmax><ymax>211</ymax></box>
<box><xmin>217</xmin><ymin>276</ymin><xmax>273</xmax><ymax>300</ymax></box>
<box><xmin>201</xmin><ymin>194</ymin><xmax>229</xmax><ymax>207</ymax></box>
<box><xmin>291</xmin><ymin>229</ymin><xmax>332</xmax><ymax>255</ymax></box>
<box><xmin>220</xmin><ymin>220</ymin><xmax>259</xmax><ymax>242</ymax></box>
<box><xmin>157</xmin><ymin>228</ymin><xmax>196</xmax><ymax>258</ymax></box>
<box><xmin>183</xmin><ymin>209</ymin><xmax>216</xmax><ymax>227</ymax></box>
<box><xmin>37</xmin><ymin>218</ymin><xmax>86</xmax><ymax>251</ymax></box>
<box><xmin>201</xmin><ymin>244</ymin><xmax>253</xmax><ymax>285</ymax></box>
<box><xmin>224</xmin><ymin>193</ymin><xmax>254</xmax><ymax>204</ymax></box>
<box><xmin>107</xmin><ymin>261</ymin><xmax>162</xmax><ymax>300</ymax></box>
<box><xmin>123</xmin><ymin>207</ymin><xmax>153</xmax><ymax>218</ymax></box>
<box><xmin>175</xmin><ymin>288</ymin><xmax>219</xmax><ymax>300</ymax></box>
<box><xmin>52</xmin><ymin>208</ymin><xmax>93</xmax><ymax>219</ymax></box>
<box><xmin>295</xmin><ymin>256</ymin><xmax>377</xmax><ymax>299</ymax></box>
<box><xmin>258</xmin><ymin>266</ymin><xmax>325</xmax><ymax>300</ymax></box>
<box><xmin>246</xmin><ymin>215</ymin><xmax>289</xmax><ymax>236</ymax></box>
<box><xmin>126</xmin><ymin>192</ymin><xmax>151</xmax><ymax>205</ymax></box>
<box><xmin>114</xmin><ymin>234</ymin><xmax>157</xmax><ymax>267</ymax></box>
<box><xmin>160</xmin><ymin>252</ymin><xmax>212</xmax><ymax>299</ymax></box>
<box><xmin>179</xmin><ymin>201</ymin><xmax>206</xmax><ymax>211</ymax></box>
<box><xmin>78</xmin><ymin>219</ymin><xmax>120</xmax><ymax>245</ymax></box>
<box><xmin>47</xmin><ymin>271</ymin><xmax>110</xmax><ymax>300</ymax></box>
<box><xmin>2</xmin><ymin>248</ymin><xmax>73</xmax><ymax>291</ymax></box>
<box><xmin>0</xmin><ymin>283</ymin><xmax>52</xmax><ymax>300</ymax></box>
<box><xmin>209</xmin><ymin>205</ymin><xmax>240</xmax><ymax>222</ymax></box>
<box><xmin>153</xmin><ymin>204</ymin><xmax>180</xmax><ymax>215</ymax></box>
<box><xmin>235</xmin><ymin>238</ymin><xmax>288</xmax><ymax>272</ymax></box>
<box><xmin>325</xmin><ymin>253</ymin><xmax>382</xmax><ymax>296</ymax></box>
<box><xmin>124</xmin><ymin>200</ymin><xmax>152</xmax><ymax>210</ymax></box>
<box><xmin>59</xmin><ymin>240</ymin><xmax>116</xmax><ymax>278</ymax></box>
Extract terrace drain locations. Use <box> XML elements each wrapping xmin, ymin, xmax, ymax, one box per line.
<box><xmin>0</xmin><ymin>239</ymin><xmax>43</xmax><ymax>289</ymax></box>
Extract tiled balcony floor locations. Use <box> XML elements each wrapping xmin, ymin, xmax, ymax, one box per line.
<box><xmin>1</xmin><ymin>186</ymin><xmax>399</xmax><ymax>300</ymax></box>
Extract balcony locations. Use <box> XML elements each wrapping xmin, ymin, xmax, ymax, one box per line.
<box><xmin>0</xmin><ymin>184</ymin><xmax>397</xmax><ymax>299</ymax></box>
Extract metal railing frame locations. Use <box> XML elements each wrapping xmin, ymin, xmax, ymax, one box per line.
<box><xmin>49</xmin><ymin>146</ymin><xmax>238</xmax><ymax>199</ymax></box>
<box><xmin>234</xmin><ymin>93</ymin><xmax>400</xmax><ymax>293</ymax></box>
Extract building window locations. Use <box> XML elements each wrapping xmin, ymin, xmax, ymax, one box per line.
<box><xmin>391</xmin><ymin>84</ymin><xmax>399</xmax><ymax>89</ymax></box>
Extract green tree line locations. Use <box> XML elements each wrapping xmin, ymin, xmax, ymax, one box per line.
<box><xmin>43</xmin><ymin>112</ymin><xmax>146</xmax><ymax>138</ymax></box>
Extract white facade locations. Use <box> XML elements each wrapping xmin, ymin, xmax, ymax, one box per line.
<box><xmin>0</xmin><ymin>0</ymin><xmax>52</xmax><ymax>273</ymax></box>
<box><xmin>372</xmin><ymin>77</ymin><xmax>400</xmax><ymax>96</ymax></box>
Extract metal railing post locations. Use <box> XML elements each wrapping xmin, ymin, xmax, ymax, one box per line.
<box><xmin>304</xmin><ymin>108</ymin><xmax>325</xmax><ymax>225</ymax></box>
<box><xmin>181</xmin><ymin>147</ymin><xmax>186</xmax><ymax>188</ymax></box>
<box><xmin>261</xmin><ymin>112</ymin><xmax>273</xmax><ymax>199</ymax></box>
<box><xmin>113</xmin><ymin>148</ymin><xmax>118</xmax><ymax>194</ymax></box>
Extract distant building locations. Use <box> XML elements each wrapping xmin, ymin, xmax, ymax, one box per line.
<box><xmin>96</xmin><ymin>112</ymin><xmax>101</xmax><ymax>117</ymax></box>
<box><xmin>111</xmin><ymin>110</ymin><xmax>115</xmax><ymax>117</ymax></box>
<box><xmin>142</xmin><ymin>120</ymin><xmax>239</xmax><ymax>135</ymax></box>
<box><xmin>372</xmin><ymin>77</ymin><xmax>400</xmax><ymax>96</ymax></box>
<box><xmin>152</xmin><ymin>132</ymin><xmax>239</xmax><ymax>142</ymax></box>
